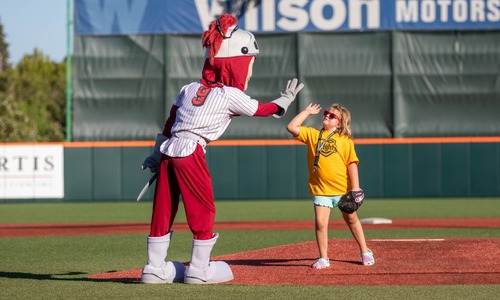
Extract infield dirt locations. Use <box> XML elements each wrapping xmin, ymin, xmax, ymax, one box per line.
<box><xmin>2</xmin><ymin>218</ymin><xmax>499</xmax><ymax>286</ymax></box>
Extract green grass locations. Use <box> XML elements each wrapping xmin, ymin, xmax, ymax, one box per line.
<box><xmin>1</xmin><ymin>198</ymin><xmax>499</xmax><ymax>299</ymax></box>
<box><xmin>1</xmin><ymin>198</ymin><xmax>500</xmax><ymax>223</ymax></box>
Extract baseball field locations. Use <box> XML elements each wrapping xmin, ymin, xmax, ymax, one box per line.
<box><xmin>1</xmin><ymin>198</ymin><xmax>499</xmax><ymax>299</ymax></box>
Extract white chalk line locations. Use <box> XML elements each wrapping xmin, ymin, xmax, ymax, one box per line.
<box><xmin>370</xmin><ymin>238</ymin><xmax>445</xmax><ymax>242</ymax></box>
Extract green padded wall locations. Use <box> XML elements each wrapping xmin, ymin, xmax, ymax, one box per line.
<box><xmin>471</xmin><ymin>143</ymin><xmax>499</xmax><ymax>196</ymax></box>
<box><xmin>207</xmin><ymin>145</ymin><xmax>306</xmax><ymax>200</ymax></box>
<box><xmin>267</xmin><ymin>146</ymin><xmax>298</xmax><ymax>199</ymax></box>
<box><xmin>207</xmin><ymin>147</ymin><xmax>238</xmax><ymax>199</ymax></box>
<box><xmin>54</xmin><ymin>142</ymin><xmax>500</xmax><ymax>203</ymax></box>
<box><xmin>92</xmin><ymin>148</ymin><xmax>122</xmax><ymax>200</ymax></box>
<box><xmin>123</xmin><ymin>147</ymin><xmax>155</xmax><ymax>200</ymax></box>
<box><xmin>356</xmin><ymin>145</ymin><xmax>383</xmax><ymax>197</ymax></box>
<box><xmin>3</xmin><ymin>142</ymin><xmax>498</xmax><ymax>203</ymax></box>
<box><xmin>412</xmin><ymin>144</ymin><xmax>441</xmax><ymax>197</ymax></box>
<box><xmin>442</xmin><ymin>144</ymin><xmax>469</xmax><ymax>196</ymax></box>
<box><xmin>64</xmin><ymin>147</ymin><xmax>92</xmax><ymax>200</ymax></box>
<box><xmin>383</xmin><ymin>144</ymin><xmax>411</xmax><ymax>197</ymax></box>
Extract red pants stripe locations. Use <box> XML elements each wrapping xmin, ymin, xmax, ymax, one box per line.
<box><xmin>149</xmin><ymin>145</ymin><xmax>215</xmax><ymax>240</ymax></box>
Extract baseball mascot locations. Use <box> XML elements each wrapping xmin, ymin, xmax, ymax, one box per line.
<box><xmin>140</xmin><ymin>14</ymin><xmax>304</xmax><ymax>284</ymax></box>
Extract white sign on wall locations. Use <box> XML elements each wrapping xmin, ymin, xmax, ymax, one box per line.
<box><xmin>0</xmin><ymin>145</ymin><xmax>64</xmax><ymax>199</ymax></box>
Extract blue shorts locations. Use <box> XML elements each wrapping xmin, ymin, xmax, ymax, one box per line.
<box><xmin>313</xmin><ymin>195</ymin><xmax>342</xmax><ymax>209</ymax></box>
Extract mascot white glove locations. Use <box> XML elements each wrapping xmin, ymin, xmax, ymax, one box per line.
<box><xmin>272</xmin><ymin>78</ymin><xmax>304</xmax><ymax>118</ymax></box>
<box><xmin>141</xmin><ymin>133</ymin><xmax>168</xmax><ymax>173</ymax></box>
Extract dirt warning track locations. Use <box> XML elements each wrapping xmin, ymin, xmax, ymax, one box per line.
<box><xmin>1</xmin><ymin>218</ymin><xmax>499</xmax><ymax>237</ymax></box>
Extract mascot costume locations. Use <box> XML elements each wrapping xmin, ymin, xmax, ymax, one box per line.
<box><xmin>140</xmin><ymin>14</ymin><xmax>304</xmax><ymax>284</ymax></box>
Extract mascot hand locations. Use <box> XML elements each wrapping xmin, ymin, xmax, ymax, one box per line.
<box><xmin>281</xmin><ymin>78</ymin><xmax>304</xmax><ymax>101</ymax></box>
<box><xmin>141</xmin><ymin>133</ymin><xmax>167</xmax><ymax>173</ymax></box>
<box><xmin>271</xmin><ymin>78</ymin><xmax>304</xmax><ymax>118</ymax></box>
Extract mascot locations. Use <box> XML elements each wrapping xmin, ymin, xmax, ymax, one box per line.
<box><xmin>140</xmin><ymin>14</ymin><xmax>304</xmax><ymax>284</ymax></box>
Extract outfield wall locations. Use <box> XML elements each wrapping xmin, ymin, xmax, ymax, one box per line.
<box><xmin>2</xmin><ymin>138</ymin><xmax>499</xmax><ymax>202</ymax></box>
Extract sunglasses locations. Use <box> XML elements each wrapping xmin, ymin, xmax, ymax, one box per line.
<box><xmin>323</xmin><ymin>110</ymin><xmax>341</xmax><ymax>122</ymax></box>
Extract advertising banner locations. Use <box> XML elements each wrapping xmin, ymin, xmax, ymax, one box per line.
<box><xmin>0</xmin><ymin>145</ymin><xmax>64</xmax><ymax>199</ymax></box>
<box><xmin>75</xmin><ymin>0</ymin><xmax>500</xmax><ymax>35</ymax></box>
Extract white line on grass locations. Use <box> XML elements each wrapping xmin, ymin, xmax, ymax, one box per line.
<box><xmin>370</xmin><ymin>239</ymin><xmax>445</xmax><ymax>242</ymax></box>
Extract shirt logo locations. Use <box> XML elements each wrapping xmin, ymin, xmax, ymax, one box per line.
<box><xmin>318</xmin><ymin>138</ymin><xmax>337</xmax><ymax>157</ymax></box>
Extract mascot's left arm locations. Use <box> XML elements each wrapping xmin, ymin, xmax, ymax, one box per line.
<box><xmin>253</xmin><ymin>102</ymin><xmax>279</xmax><ymax>116</ymax></box>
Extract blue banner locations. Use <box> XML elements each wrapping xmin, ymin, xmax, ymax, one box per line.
<box><xmin>75</xmin><ymin>0</ymin><xmax>500</xmax><ymax>35</ymax></box>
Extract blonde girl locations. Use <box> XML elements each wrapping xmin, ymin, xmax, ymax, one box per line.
<box><xmin>287</xmin><ymin>103</ymin><xmax>374</xmax><ymax>269</ymax></box>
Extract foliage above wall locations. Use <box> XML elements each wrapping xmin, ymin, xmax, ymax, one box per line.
<box><xmin>0</xmin><ymin>48</ymin><xmax>66</xmax><ymax>142</ymax></box>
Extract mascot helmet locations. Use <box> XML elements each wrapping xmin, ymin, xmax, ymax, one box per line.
<box><xmin>203</xmin><ymin>14</ymin><xmax>259</xmax><ymax>64</ymax></box>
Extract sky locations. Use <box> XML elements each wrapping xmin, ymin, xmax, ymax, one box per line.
<box><xmin>0</xmin><ymin>0</ymin><xmax>70</xmax><ymax>65</ymax></box>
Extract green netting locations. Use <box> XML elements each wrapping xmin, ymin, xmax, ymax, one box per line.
<box><xmin>298</xmin><ymin>32</ymin><xmax>393</xmax><ymax>138</ymax></box>
<box><xmin>393</xmin><ymin>31</ymin><xmax>500</xmax><ymax>137</ymax></box>
<box><xmin>72</xmin><ymin>31</ymin><xmax>500</xmax><ymax>141</ymax></box>
<box><xmin>73</xmin><ymin>35</ymin><xmax>166</xmax><ymax>141</ymax></box>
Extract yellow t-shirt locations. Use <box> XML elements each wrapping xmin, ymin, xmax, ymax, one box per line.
<box><xmin>296</xmin><ymin>126</ymin><xmax>359</xmax><ymax>196</ymax></box>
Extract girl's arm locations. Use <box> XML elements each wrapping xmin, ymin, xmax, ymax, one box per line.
<box><xmin>347</xmin><ymin>162</ymin><xmax>361</xmax><ymax>190</ymax></box>
<box><xmin>286</xmin><ymin>103</ymin><xmax>321</xmax><ymax>137</ymax></box>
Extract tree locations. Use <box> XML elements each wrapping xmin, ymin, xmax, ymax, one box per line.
<box><xmin>0</xmin><ymin>21</ymin><xmax>10</xmax><ymax>92</ymax></box>
<box><xmin>0</xmin><ymin>88</ymin><xmax>38</xmax><ymax>141</ymax></box>
<box><xmin>0</xmin><ymin>22</ymin><xmax>9</xmax><ymax>73</ymax></box>
<box><xmin>0</xmin><ymin>49</ymin><xmax>66</xmax><ymax>142</ymax></box>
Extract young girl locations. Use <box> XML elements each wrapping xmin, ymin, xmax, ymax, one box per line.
<box><xmin>287</xmin><ymin>103</ymin><xmax>374</xmax><ymax>269</ymax></box>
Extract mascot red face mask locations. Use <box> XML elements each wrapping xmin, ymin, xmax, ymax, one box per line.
<box><xmin>140</xmin><ymin>13</ymin><xmax>304</xmax><ymax>285</ymax></box>
<box><xmin>201</xmin><ymin>14</ymin><xmax>259</xmax><ymax>91</ymax></box>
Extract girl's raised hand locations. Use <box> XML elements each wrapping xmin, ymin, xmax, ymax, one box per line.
<box><xmin>305</xmin><ymin>103</ymin><xmax>322</xmax><ymax>115</ymax></box>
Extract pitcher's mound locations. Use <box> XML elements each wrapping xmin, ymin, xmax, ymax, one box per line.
<box><xmin>89</xmin><ymin>238</ymin><xmax>500</xmax><ymax>286</ymax></box>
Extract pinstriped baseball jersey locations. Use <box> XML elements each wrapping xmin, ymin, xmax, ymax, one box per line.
<box><xmin>160</xmin><ymin>81</ymin><xmax>259</xmax><ymax>157</ymax></box>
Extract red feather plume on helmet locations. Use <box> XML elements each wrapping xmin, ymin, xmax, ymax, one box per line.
<box><xmin>202</xmin><ymin>14</ymin><xmax>238</xmax><ymax>65</ymax></box>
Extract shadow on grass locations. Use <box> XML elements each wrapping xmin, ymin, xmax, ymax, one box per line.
<box><xmin>0</xmin><ymin>258</ymin><xmax>364</xmax><ymax>284</ymax></box>
<box><xmin>222</xmin><ymin>258</ymin><xmax>361</xmax><ymax>267</ymax></box>
<box><xmin>0</xmin><ymin>271</ymin><xmax>88</xmax><ymax>281</ymax></box>
<box><xmin>0</xmin><ymin>271</ymin><xmax>138</xmax><ymax>284</ymax></box>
